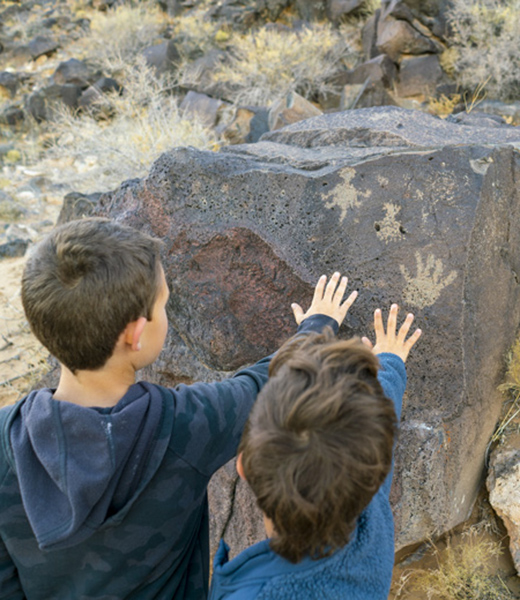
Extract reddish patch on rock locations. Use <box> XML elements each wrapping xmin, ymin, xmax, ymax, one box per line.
<box><xmin>165</xmin><ymin>227</ymin><xmax>313</xmax><ymax>370</ymax></box>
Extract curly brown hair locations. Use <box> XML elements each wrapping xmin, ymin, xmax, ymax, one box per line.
<box><xmin>22</xmin><ymin>218</ymin><xmax>163</xmax><ymax>373</ymax></box>
<box><xmin>239</xmin><ymin>328</ymin><xmax>397</xmax><ymax>563</ymax></box>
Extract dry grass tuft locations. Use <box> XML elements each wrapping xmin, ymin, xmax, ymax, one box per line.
<box><xmin>428</xmin><ymin>94</ymin><xmax>462</xmax><ymax>118</ymax></box>
<box><xmin>394</xmin><ymin>525</ymin><xmax>513</xmax><ymax>599</ymax></box>
<box><xmin>170</xmin><ymin>4</ymin><xmax>225</xmax><ymax>59</ymax></box>
<box><xmin>74</xmin><ymin>0</ymin><xmax>170</xmax><ymax>73</ymax></box>
<box><xmin>500</xmin><ymin>337</ymin><xmax>520</xmax><ymax>395</ymax></box>
<box><xmin>35</xmin><ymin>59</ymin><xmax>217</xmax><ymax>193</ymax></box>
<box><xmin>447</xmin><ymin>0</ymin><xmax>520</xmax><ymax>102</ymax></box>
<box><xmin>484</xmin><ymin>337</ymin><xmax>520</xmax><ymax>461</ymax></box>
<box><xmin>206</xmin><ymin>24</ymin><xmax>358</xmax><ymax>106</ymax></box>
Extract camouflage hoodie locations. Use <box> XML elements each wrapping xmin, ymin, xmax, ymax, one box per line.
<box><xmin>0</xmin><ymin>314</ymin><xmax>335</xmax><ymax>600</ymax></box>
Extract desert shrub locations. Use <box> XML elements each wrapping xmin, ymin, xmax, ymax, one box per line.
<box><xmin>75</xmin><ymin>0</ymin><xmax>170</xmax><ymax>73</ymax></box>
<box><xmin>447</xmin><ymin>0</ymin><xmax>520</xmax><ymax>102</ymax></box>
<box><xmin>484</xmin><ymin>336</ymin><xmax>520</xmax><ymax>458</ymax></box>
<box><xmin>395</xmin><ymin>526</ymin><xmax>513</xmax><ymax>599</ymax></box>
<box><xmin>170</xmin><ymin>3</ymin><xmax>225</xmax><ymax>59</ymax></box>
<box><xmin>428</xmin><ymin>93</ymin><xmax>462</xmax><ymax>117</ymax></box>
<box><xmin>341</xmin><ymin>0</ymin><xmax>380</xmax><ymax>22</ymax></box>
<box><xmin>38</xmin><ymin>59</ymin><xmax>217</xmax><ymax>193</ymax></box>
<box><xmin>204</xmin><ymin>23</ymin><xmax>358</xmax><ymax>106</ymax></box>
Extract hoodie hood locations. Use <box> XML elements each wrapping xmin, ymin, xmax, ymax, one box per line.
<box><xmin>9</xmin><ymin>382</ymin><xmax>171</xmax><ymax>551</ymax></box>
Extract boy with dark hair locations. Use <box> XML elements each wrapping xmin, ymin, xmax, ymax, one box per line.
<box><xmin>0</xmin><ymin>217</ymin><xmax>358</xmax><ymax>600</ymax></box>
<box><xmin>209</xmin><ymin>305</ymin><xmax>421</xmax><ymax>599</ymax></box>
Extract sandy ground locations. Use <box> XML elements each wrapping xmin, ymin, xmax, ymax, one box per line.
<box><xmin>0</xmin><ymin>256</ymin><xmax>50</xmax><ymax>408</ymax></box>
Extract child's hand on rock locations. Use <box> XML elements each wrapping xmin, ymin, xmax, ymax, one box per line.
<box><xmin>362</xmin><ymin>304</ymin><xmax>421</xmax><ymax>363</ymax></box>
<box><xmin>291</xmin><ymin>272</ymin><xmax>358</xmax><ymax>328</ymax></box>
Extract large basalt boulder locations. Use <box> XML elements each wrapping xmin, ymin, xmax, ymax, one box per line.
<box><xmin>94</xmin><ymin>106</ymin><xmax>520</xmax><ymax>555</ymax></box>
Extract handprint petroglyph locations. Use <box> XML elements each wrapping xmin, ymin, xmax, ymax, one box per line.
<box><xmin>400</xmin><ymin>252</ymin><xmax>457</xmax><ymax>309</ymax></box>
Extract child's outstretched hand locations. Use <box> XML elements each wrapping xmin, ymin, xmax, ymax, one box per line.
<box><xmin>362</xmin><ymin>304</ymin><xmax>421</xmax><ymax>363</ymax></box>
<box><xmin>291</xmin><ymin>272</ymin><xmax>358</xmax><ymax>328</ymax></box>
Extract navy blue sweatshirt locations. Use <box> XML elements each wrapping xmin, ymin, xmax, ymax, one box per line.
<box><xmin>0</xmin><ymin>314</ymin><xmax>335</xmax><ymax>600</ymax></box>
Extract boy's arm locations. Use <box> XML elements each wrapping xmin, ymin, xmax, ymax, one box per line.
<box><xmin>0</xmin><ymin>538</ymin><xmax>24</xmax><ymax>600</ymax></box>
<box><xmin>363</xmin><ymin>303</ymin><xmax>421</xmax><ymax>420</ymax></box>
<box><xmin>376</xmin><ymin>353</ymin><xmax>407</xmax><ymax>421</ymax></box>
<box><xmin>363</xmin><ymin>304</ymin><xmax>421</xmax><ymax>495</ymax></box>
<box><xmin>363</xmin><ymin>303</ymin><xmax>421</xmax><ymax>419</ymax></box>
<box><xmin>170</xmin><ymin>273</ymin><xmax>358</xmax><ymax>477</ymax></box>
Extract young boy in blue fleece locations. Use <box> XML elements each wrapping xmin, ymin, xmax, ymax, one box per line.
<box><xmin>209</xmin><ymin>304</ymin><xmax>421</xmax><ymax>600</ymax></box>
<box><xmin>0</xmin><ymin>217</ymin><xmax>358</xmax><ymax>600</ymax></box>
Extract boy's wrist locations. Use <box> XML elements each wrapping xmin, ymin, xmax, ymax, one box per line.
<box><xmin>297</xmin><ymin>314</ymin><xmax>339</xmax><ymax>335</ymax></box>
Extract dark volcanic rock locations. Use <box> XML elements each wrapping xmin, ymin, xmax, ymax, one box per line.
<box><xmin>27</xmin><ymin>84</ymin><xmax>82</xmax><ymax>120</ymax></box>
<box><xmin>93</xmin><ymin>106</ymin><xmax>520</xmax><ymax>555</ymax></box>
<box><xmin>28</xmin><ymin>35</ymin><xmax>59</xmax><ymax>60</ymax></box>
<box><xmin>180</xmin><ymin>90</ymin><xmax>229</xmax><ymax>128</ymax></box>
<box><xmin>259</xmin><ymin>106</ymin><xmax>520</xmax><ymax>147</ymax></box>
<box><xmin>326</xmin><ymin>0</ymin><xmax>364</xmax><ymax>22</ymax></box>
<box><xmin>345</xmin><ymin>54</ymin><xmax>398</xmax><ymax>88</ymax></box>
<box><xmin>142</xmin><ymin>40</ymin><xmax>181</xmax><ymax>76</ymax></box>
<box><xmin>397</xmin><ymin>54</ymin><xmax>447</xmax><ymax>98</ymax></box>
<box><xmin>0</xmin><ymin>239</ymin><xmax>28</xmax><ymax>258</ymax></box>
<box><xmin>207</xmin><ymin>0</ymin><xmax>263</xmax><ymax>27</ymax></box>
<box><xmin>57</xmin><ymin>191</ymin><xmax>101</xmax><ymax>225</ymax></box>
<box><xmin>93</xmin><ymin>77</ymin><xmax>122</xmax><ymax>94</ymax></box>
<box><xmin>382</xmin><ymin>0</ymin><xmax>453</xmax><ymax>41</ymax></box>
<box><xmin>222</xmin><ymin>106</ymin><xmax>270</xmax><ymax>144</ymax></box>
<box><xmin>0</xmin><ymin>105</ymin><xmax>24</xmax><ymax>127</ymax></box>
<box><xmin>376</xmin><ymin>16</ymin><xmax>439</xmax><ymax>62</ymax></box>
<box><xmin>268</xmin><ymin>92</ymin><xmax>322</xmax><ymax>131</ymax></box>
<box><xmin>181</xmin><ymin>50</ymin><xmax>238</xmax><ymax>101</ymax></box>
<box><xmin>340</xmin><ymin>54</ymin><xmax>398</xmax><ymax>109</ymax></box>
<box><xmin>0</xmin><ymin>72</ymin><xmax>19</xmax><ymax>98</ymax></box>
<box><xmin>52</xmin><ymin>58</ymin><xmax>100</xmax><ymax>89</ymax></box>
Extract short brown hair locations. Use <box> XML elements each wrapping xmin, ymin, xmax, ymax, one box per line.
<box><xmin>22</xmin><ymin>218</ymin><xmax>163</xmax><ymax>373</ymax></box>
<box><xmin>239</xmin><ymin>329</ymin><xmax>397</xmax><ymax>563</ymax></box>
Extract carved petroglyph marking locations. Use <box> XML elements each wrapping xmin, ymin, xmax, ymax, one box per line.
<box><xmin>470</xmin><ymin>157</ymin><xmax>493</xmax><ymax>176</ymax></box>
<box><xmin>376</xmin><ymin>203</ymin><xmax>404</xmax><ymax>243</ymax></box>
<box><xmin>400</xmin><ymin>252</ymin><xmax>457</xmax><ymax>309</ymax></box>
<box><xmin>325</xmin><ymin>168</ymin><xmax>359</xmax><ymax>221</ymax></box>
<box><xmin>325</xmin><ymin>168</ymin><xmax>370</xmax><ymax>222</ymax></box>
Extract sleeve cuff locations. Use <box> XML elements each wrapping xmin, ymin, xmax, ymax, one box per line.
<box><xmin>296</xmin><ymin>314</ymin><xmax>339</xmax><ymax>335</ymax></box>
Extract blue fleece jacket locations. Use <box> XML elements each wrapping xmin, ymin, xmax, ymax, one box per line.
<box><xmin>0</xmin><ymin>314</ymin><xmax>337</xmax><ymax>600</ymax></box>
<box><xmin>209</xmin><ymin>353</ymin><xmax>407</xmax><ymax>600</ymax></box>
